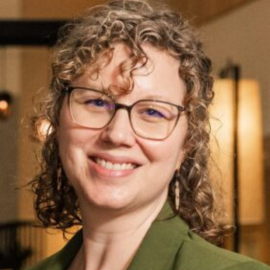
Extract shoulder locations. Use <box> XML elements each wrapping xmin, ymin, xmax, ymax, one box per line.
<box><xmin>23</xmin><ymin>230</ymin><xmax>83</xmax><ymax>270</ymax></box>
<box><xmin>221</xmin><ymin>261</ymin><xmax>270</xmax><ymax>270</ymax></box>
<box><xmin>175</xmin><ymin>231</ymin><xmax>270</xmax><ymax>270</ymax></box>
<box><xmin>23</xmin><ymin>253</ymin><xmax>58</xmax><ymax>270</ymax></box>
<box><xmin>149</xmin><ymin>202</ymin><xmax>270</xmax><ymax>270</ymax></box>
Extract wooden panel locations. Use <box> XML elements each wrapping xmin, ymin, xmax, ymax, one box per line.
<box><xmin>21</xmin><ymin>0</ymin><xmax>104</xmax><ymax>19</ymax></box>
<box><xmin>168</xmin><ymin>0</ymin><xmax>257</xmax><ymax>25</ymax></box>
<box><xmin>20</xmin><ymin>0</ymin><xmax>257</xmax><ymax>24</ymax></box>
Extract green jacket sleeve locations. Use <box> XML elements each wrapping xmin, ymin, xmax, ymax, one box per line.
<box><xmin>221</xmin><ymin>261</ymin><xmax>270</xmax><ymax>270</ymax></box>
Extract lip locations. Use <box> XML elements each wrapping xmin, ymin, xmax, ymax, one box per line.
<box><xmin>88</xmin><ymin>153</ymin><xmax>142</xmax><ymax>178</ymax></box>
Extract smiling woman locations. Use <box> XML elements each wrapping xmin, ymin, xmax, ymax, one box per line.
<box><xmin>25</xmin><ymin>0</ymin><xmax>270</xmax><ymax>270</ymax></box>
<box><xmin>57</xmin><ymin>43</ymin><xmax>187</xmax><ymax>217</ymax></box>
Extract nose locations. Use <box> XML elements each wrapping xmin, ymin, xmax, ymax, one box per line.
<box><xmin>100</xmin><ymin>109</ymin><xmax>136</xmax><ymax>147</ymax></box>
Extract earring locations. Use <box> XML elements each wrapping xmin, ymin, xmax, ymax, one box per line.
<box><xmin>174</xmin><ymin>170</ymin><xmax>180</xmax><ymax>211</ymax></box>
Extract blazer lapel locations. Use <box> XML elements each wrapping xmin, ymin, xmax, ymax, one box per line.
<box><xmin>45</xmin><ymin>230</ymin><xmax>83</xmax><ymax>270</ymax></box>
<box><xmin>128</xmin><ymin>202</ymin><xmax>189</xmax><ymax>270</ymax></box>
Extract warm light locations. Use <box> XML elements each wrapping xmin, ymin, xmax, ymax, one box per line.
<box><xmin>0</xmin><ymin>91</ymin><xmax>12</xmax><ymax>120</ymax></box>
<box><xmin>238</xmin><ymin>80</ymin><xmax>264</xmax><ymax>225</ymax></box>
<box><xmin>211</xmin><ymin>79</ymin><xmax>265</xmax><ymax>225</ymax></box>
<box><xmin>210</xmin><ymin>79</ymin><xmax>234</xmax><ymax>223</ymax></box>
<box><xmin>0</xmin><ymin>100</ymin><xmax>8</xmax><ymax>110</ymax></box>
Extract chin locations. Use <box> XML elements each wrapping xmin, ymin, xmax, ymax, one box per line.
<box><xmin>83</xmin><ymin>190</ymin><xmax>134</xmax><ymax>212</ymax></box>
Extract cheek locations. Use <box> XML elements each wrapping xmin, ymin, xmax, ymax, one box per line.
<box><xmin>58</xmin><ymin>100</ymin><xmax>87</xmax><ymax>155</ymax></box>
<box><xmin>57</xmin><ymin>128</ymin><xmax>94</xmax><ymax>192</ymax></box>
<box><xmin>58</xmin><ymin>129</ymin><xmax>81</xmax><ymax>174</ymax></box>
<box><xmin>139</xmin><ymin>138</ymin><xmax>184</xmax><ymax>177</ymax></box>
<box><xmin>57</xmin><ymin>105</ymin><xmax>89</xmax><ymax>178</ymax></box>
<box><xmin>142</xmin><ymin>123</ymin><xmax>187</xmax><ymax>167</ymax></box>
<box><xmin>58</xmin><ymin>122</ymin><xmax>96</xmax><ymax>165</ymax></box>
<box><xmin>58</xmin><ymin>131</ymin><xmax>82</xmax><ymax>160</ymax></box>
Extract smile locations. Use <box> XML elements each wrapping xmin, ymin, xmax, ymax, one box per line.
<box><xmin>93</xmin><ymin>157</ymin><xmax>137</xmax><ymax>171</ymax></box>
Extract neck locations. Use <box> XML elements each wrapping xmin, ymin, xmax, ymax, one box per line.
<box><xmin>78</xmin><ymin>196</ymin><xmax>167</xmax><ymax>270</ymax></box>
<box><xmin>81</xmin><ymin>195</ymin><xmax>166</xmax><ymax>240</ymax></box>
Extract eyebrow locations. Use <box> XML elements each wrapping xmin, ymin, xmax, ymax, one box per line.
<box><xmin>136</xmin><ymin>93</ymin><xmax>184</xmax><ymax>104</ymax></box>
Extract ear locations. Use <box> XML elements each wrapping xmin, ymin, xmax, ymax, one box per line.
<box><xmin>175</xmin><ymin>149</ymin><xmax>185</xmax><ymax>170</ymax></box>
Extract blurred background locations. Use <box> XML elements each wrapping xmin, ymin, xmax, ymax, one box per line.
<box><xmin>0</xmin><ymin>0</ymin><xmax>269</xmax><ymax>268</ymax></box>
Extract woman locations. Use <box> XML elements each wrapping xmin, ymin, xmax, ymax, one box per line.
<box><xmin>27</xmin><ymin>0</ymin><xmax>270</xmax><ymax>269</ymax></box>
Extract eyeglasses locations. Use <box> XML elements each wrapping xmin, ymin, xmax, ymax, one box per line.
<box><xmin>63</xmin><ymin>86</ymin><xmax>185</xmax><ymax>140</ymax></box>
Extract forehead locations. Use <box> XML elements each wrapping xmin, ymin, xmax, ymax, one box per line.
<box><xmin>73</xmin><ymin>43</ymin><xmax>186</xmax><ymax>101</ymax></box>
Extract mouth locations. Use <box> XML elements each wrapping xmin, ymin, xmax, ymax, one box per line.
<box><xmin>91</xmin><ymin>157</ymin><xmax>139</xmax><ymax>171</ymax></box>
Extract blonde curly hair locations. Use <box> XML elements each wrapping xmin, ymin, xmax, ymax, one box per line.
<box><xmin>30</xmin><ymin>0</ymin><xmax>228</xmax><ymax>245</ymax></box>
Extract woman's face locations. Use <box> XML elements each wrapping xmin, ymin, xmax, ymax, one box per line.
<box><xmin>58</xmin><ymin>43</ymin><xmax>188</xmax><ymax>213</ymax></box>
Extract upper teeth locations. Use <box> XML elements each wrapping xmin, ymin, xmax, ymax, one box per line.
<box><xmin>95</xmin><ymin>158</ymin><xmax>136</xmax><ymax>170</ymax></box>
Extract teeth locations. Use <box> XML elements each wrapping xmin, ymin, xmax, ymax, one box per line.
<box><xmin>95</xmin><ymin>158</ymin><xmax>136</xmax><ymax>170</ymax></box>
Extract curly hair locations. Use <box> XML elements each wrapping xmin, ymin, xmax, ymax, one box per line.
<box><xmin>30</xmin><ymin>0</ymin><xmax>228</xmax><ymax>245</ymax></box>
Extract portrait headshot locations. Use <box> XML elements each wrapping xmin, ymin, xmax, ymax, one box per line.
<box><xmin>0</xmin><ymin>0</ymin><xmax>269</xmax><ymax>269</ymax></box>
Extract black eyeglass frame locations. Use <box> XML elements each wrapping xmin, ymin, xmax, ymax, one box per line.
<box><xmin>63</xmin><ymin>86</ymin><xmax>185</xmax><ymax>140</ymax></box>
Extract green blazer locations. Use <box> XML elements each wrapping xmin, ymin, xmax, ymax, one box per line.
<box><xmin>25</xmin><ymin>203</ymin><xmax>270</xmax><ymax>270</ymax></box>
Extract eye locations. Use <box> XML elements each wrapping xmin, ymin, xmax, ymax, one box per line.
<box><xmin>86</xmin><ymin>98</ymin><xmax>106</xmax><ymax>107</ymax></box>
<box><xmin>85</xmin><ymin>98</ymin><xmax>114</xmax><ymax>110</ymax></box>
<box><xmin>144</xmin><ymin>108</ymin><xmax>165</xmax><ymax>118</ymax></box>
<box><xmin>135</xmin><ymin>102</ymin><xmax>177</xmax><ymax>122</ymax></box>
